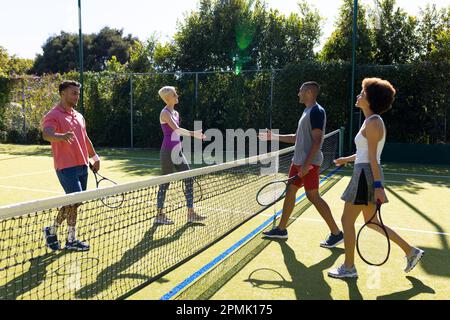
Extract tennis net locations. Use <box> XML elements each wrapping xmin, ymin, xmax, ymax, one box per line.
<box><xmin>0</xmin><ymin>129</ymin><xmax>342</xmax><ymax>300</ymax></box>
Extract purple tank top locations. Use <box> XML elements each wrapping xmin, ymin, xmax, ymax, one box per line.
<box><xmin>161</xmin><ymin>108</ymin><xmax>181</xmax><ymax>151</ymax></box>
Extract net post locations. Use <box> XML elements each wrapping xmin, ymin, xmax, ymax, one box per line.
<box><xmin>339</xmin><ymin>126</ymin><xmax>345</xmax><ymax>157</ymax></box>
<box><xmin>130</xmin><ymin>73</ymin><xmax>134</xmax><ymax>149</ymax></box>
<box><xmin>22</xmin><ymin>78</ymin><xmax>27</xmax><ymax>136</ymax></box>
<box><xmin>78</xmin><ymin>0</ymin><xmax>84</xmax><ymax>115</ymax></box>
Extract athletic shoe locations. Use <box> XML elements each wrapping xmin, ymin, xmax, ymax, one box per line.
<box><xmin>405</xmin><ymin>248</ymin><xmax>424</xmax><ymax>273</ymax></box>
<box><xmin>154</xmin><ymin>215</ymin><xmax>175</xmax><ymax>225</ymax></box>
<box><xmin>262</xmin><ymin>227</ymin><xmax>288</xmax><ymax>239</ymax></box>
<box><xmin>65</xmin><ymin>240</ymin><xmax>90</xmax><ymax>252</ymax></box>
<box><xmin>43</xmin><ymin>227</ymin><xmax>61</xmax><ymax>251</ymax></box>
<box><xmin>328</xmin><ymin>264</ymin><xmax>358</xmax><ymax>279</ymax></box>
<box><xmin>320</xmin><ymin>231</ymin><xmax>344</xmax><ymax>248</ymax></box>
<box><xmin>187</xmin><ymin>213</ymin><xmax>206</xmax><ymax>223</ymax></box>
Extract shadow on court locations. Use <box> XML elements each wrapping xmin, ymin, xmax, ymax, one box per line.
<box><xmin>245</xmin><ymin>240</ymin><xmax>349</xmax><ymax>300</ymax></box>
<box><xmin>108</xmin><ymin>161</ymin><xmax>161</xmax><ymax>176</ymax></box>
<box><xmin>0</xmin><ymin>251</ymin><xmax>67</xmax><ymax>300</ymax></box>
<box><xmin>0</xmin><ymin>145</ymin><xmax>53</xmax><ymax>158</ymax></box>
<box><xmin>415</xmin><ymin>247</ymin><xmax>450</xmax><ymax>278</ymax></box>
<box><xmin>75</xmin><ymin>223</ymin><xmax>202</xmax><ymax>299</ymax></box>
<box><xmin>386</xmin><ymin>186</ymin><xmax>449</xmax><ymax>278</ymax></box>
<box><xmin>376</xmin><ymin>276</ymin><xmax>435</xmax><ymax>300</ymax></box>
<box><xmin>107</xmin><ymin>156</ymin><xmax>207</xmax><ymax>177</ymax></box>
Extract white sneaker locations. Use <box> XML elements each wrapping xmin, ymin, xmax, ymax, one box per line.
<box><xmin>187</xmin><ymin>213</ymin><xmax>206</xmax><ymax>223</ymax></box>
<box><xmin>405</xmin><ymin>248</ymin><xmax>424</xmax><ymax>273</ymax></box>
<box><xmin>328</xmin><ymin>264</ymin><xmax>358</xmax><ymax>279</ymax></box>
<box><xmin>154</xmin><ymin>215</ymin><xmax>174</xmax><ymax>225</ymax></box>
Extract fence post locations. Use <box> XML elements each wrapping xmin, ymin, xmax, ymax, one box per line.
<box><xmin>269</xmin><ymin>70</ymin><xmax>274</xmax><ymax>130</ymax></box>
<box><xmin>339</xmin><ymin>126</ymin><xmax>345</xmax><ymax>157</ymax></box>
<box><xmin>130</xmin><ymin>73</ymin><xmax>134</xmax><ymax>149</ymax></box>
<box><xmin>195</xmin><ymin>72</ymin><xmax>198</xmax><ymax>120</ymax></box>
<box><xmin>444</xmin><ymin>106</ymin><xmax>447</xmax><ymax>144</ymax></box>
<box><xmin>22</xmin><ymin>78</ymin><xmax>26</xmax><ymax>137</ymax></box>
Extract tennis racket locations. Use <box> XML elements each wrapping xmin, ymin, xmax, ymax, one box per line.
<box><xmin>256</xmin><ymin>165</ymin><xmax>313</xmax><ymax>207</ymax></box>
<box><xmin>356</xmin><ymin>200</ymin><xmax>391</xmax><ymax>266</ymax></box>
<box><xmin>256</xmin><ymin>175</ymin><xmax>299</xmax><ymax>207</ymax></box>
<box><xmin>182</xmin><ymin>177</ymin><xmax>203</xmax><ymax>203</ymax></box>
<box><xmin>89</xmin><ymin>163</ymin><xmax>124</xmax><ymax>209</ymax></box>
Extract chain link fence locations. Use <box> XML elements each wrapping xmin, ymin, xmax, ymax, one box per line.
<box><xmin>1</xmin><ymin>62</ymin><xmax>448</xmax><ymax>151</ymax></box>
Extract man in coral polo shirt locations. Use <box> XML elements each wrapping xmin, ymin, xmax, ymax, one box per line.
<box><xmin>41</xmin><ymin>80</ymin><xmax>100</xmax><ymax>252</ymax></box>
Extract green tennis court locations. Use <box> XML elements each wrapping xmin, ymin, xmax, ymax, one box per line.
<box><xmin>0</xmin><ymin>143</ymin><xmax>448</xmax><ymax>300</ymax></box>
<box><xmin>0</xmin><ymin>144</ymin><xmax>161</xmax><ymax>206</ymax></box>
<box><xmin>129</xmin><ymin>166</ymin><xmax>449</xmax><ymax>300</ymax></box>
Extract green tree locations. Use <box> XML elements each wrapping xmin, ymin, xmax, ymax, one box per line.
<box><xmin>429</xmin><ymin>29</ymin><xmax>450</xmax><ymax>63</ymax></box>
<box><xmin>320</xmin><ymin>0</ymin><xmax>373</xmax><ymax>64</ymax></box>
<box><xmin>30</xmin><ymin>28</ymin><xmax>137</xmax><ymax>74</ymax></box>
<box><xmin>87</xmin><ymin>27</ymin><xmax>137</xmax><ymax>71</ymax></box>
<box><xmin>128</xmin><ymin>38</ymin><xmax>158</xmax><ymax>73</ymax></box>
<box><xmin>370</xmin><ymin>0</ymin><xmax>419</xmax><ymax>64</ymax></box>
<box><xmin>153</xmin><ymin>42</ymin><xmax>178</xmax><ymax>72</ymax></box>
<box><xmin>257</xmin><ymin>1</ymin><xmax>322</xmax><ymax>68</ymax></box>
<box><xmin>105</xmin><ymin>55</ymin><xmax>127</xmax><ymax>73</ymax></box>
<box><xmin>173</xmin><ymin>0</ymin><xmax>322</xmax><ymax>72</ymax></box>
<box><xmin>0</xmin><ymin>46</ymin><xmax>33</xmax><ymax>76</ymax></box>
<box><xmin>417</xmin><ymin>4</ymin><xmax>450</xmax><ymax>61</ymax></box>
<box><xmin>31</xmin><ymin>31</ymin><xmax>86</xmax><ymax>74</ymax></box>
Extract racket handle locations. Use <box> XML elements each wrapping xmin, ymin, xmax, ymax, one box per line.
<box><xmin>89</xmin><ymin>163</ymin><xmax>97</xmax><ymax>173</ymax></box>
<box><xmin>376</xmin><ymin>199</ymin><xmax>382</xmax><ymax>208</ymax></box>
<box><xmin>295</xmin><ymin>165</ymin><xmax>314</xmax><ymax>178</ymax></box>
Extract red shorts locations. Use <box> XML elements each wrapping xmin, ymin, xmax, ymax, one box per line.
<box><xmin>288</xmin><ymin>164</ymin><xmax>320</xmax><ymax>190</ymax></box>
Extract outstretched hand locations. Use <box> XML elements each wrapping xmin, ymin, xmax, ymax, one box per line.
<box><xmin>333</xmin><ymin>157</ymin><xmax>347</xmax><ymax>167</ymax></box>
<box><xmin>258</xmin><ymin>129</ymin><xmax>273</xmax><ymax>141</ymax></box>
<box><xmin>193</xmin><ymin>130</ymin><xmax>206</xmax><ymax>140</ymax></box>
<box><xmin>61</xmin><ymin>131</ymin><xmax>75</xmax><ymax>144</ymax></box>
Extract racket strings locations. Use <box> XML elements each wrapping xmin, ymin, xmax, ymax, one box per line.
<box><xmin>96</xmin><ymin>177</ymin><xmax>125</xmax><ymax>208</ymax></box>
<box><xmin>356</xmin><ymin>205</ymin><xmax>391</xmax><ymax>266</ymax></box>
<box><xmin>257</xmin><ymin>182</ymin><xmax>287</xmax><ymax>206</ymax></box>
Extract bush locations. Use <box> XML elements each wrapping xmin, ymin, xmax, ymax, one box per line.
<box><xmin>26</xmin><ymin>127</ymin><xmax>45</xmax><ymax>145</ymax></box>
<box><xmin>7</xmin><ymin>129</ymin><xmax>25</xmax><ymax>143</ymax></box>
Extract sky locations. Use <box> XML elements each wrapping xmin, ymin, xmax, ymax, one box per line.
<box><xmin>0</xmin><ymin>0</ymin><xmax>449</xmax><ymax>60</ymax></box>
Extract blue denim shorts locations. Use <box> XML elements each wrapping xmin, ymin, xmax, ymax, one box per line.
<box><xmin>56</xmin><ymin>165</ymin><xmax>88</xmax><ymax>194</ymax></box>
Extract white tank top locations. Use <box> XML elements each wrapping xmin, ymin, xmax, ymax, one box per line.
<box><xmin>354</xmin><ymin>114</ymin><xmax>386</xmax><ymax>164</ymax></box>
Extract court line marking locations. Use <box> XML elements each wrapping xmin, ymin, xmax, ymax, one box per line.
<box><xmin>258</xmin><ymin>214</ymin><xmax>450</xmax><ymax>237</ymax></box>
<box><xmin>0</xmin><ymin>184</ymin><xmax>63</xmax><ymax>195</ymax></box>
<box><xmin>104</xmin><ymin>153</ymin><xmax>237</xmax><ymax>162</ymax></box>
<box><xmin>340</xmin><ymin>169</ymin><xmax>450</xmax><ymax>179</ymax></box>
<box><xmin>105</xmin><ymin>156</ymin><xmax>160</xmax><ymax>161</ymax></box>
<box><xmin>160</xmin><ymin>166</ymin><xmax>450</xmax><ymax>300</ymax></box>
<box><xmin>0</xmin><ymin>170</ymin><xmax>54</xmax><ymax>180</ymax></box>
<box><xmin>385</xmin><ymin>172</ymin><xmax>450</xmax><ymax>179</ymax></box>
<box><xmin>384</xmin><ymin>179</ymin><xmax>450</xmax><ymax>186</ymax></box>
<box><xmin>159</xmin><ymin>167</ymin><xmax>341</xmax><ymax>300</ymax></box>
<box><xmin>117</xmin><ymin>163</ymin><xmax>160</xmax><ymax>168</ymax></box>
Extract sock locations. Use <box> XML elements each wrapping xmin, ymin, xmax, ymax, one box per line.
<box><xmin>68</xmin><ymin>226</ymin><xmax>76</xmax><ymax>243</ymax></box>
<box><xmin>50</xmin><ymin>223</ymin><xmax>60</xmax><ymax>235</ymax></box>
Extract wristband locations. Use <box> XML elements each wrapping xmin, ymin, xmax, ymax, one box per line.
<box><xmin>91</xmin><ymin>154</ymin><xmax>100</xmax><ymax>162</ymax></box>
<box><xmin>373</xmin><ymin>181</ymin><xmax>383</xmax><ymax>189</ymax></box>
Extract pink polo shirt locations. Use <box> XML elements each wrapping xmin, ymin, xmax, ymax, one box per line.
<box><xmin>42</xmin><ymin>105</ymin><xmax>90</xmax><ymax>170</ymax></box>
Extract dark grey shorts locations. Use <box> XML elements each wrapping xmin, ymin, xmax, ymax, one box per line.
<box><xmin>341</xmin><ymin>163</ymin><xmax>387</xmax><ymax>205</ymax></box>
<box><xmin>160</xmin><ymin>149</ymin><xmax>190</xmax><ymax>175</ymax></box>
